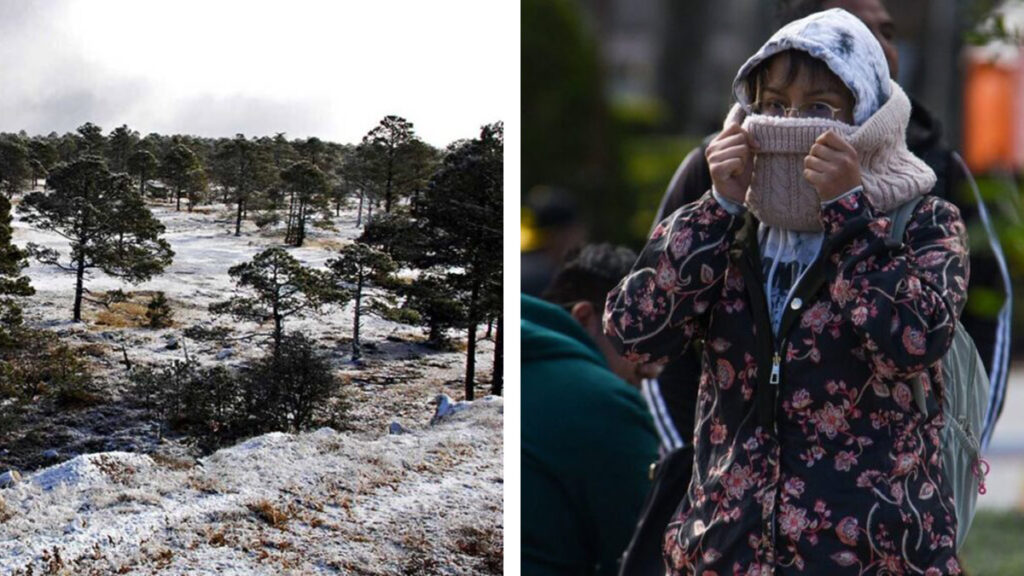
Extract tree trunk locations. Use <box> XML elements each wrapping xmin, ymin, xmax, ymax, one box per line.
<box><xmin>464</xmin><ymin>279</ymin><xmax>481</xmax><ymax>401</ymax></box>
<box><xmin>486</xmin><ymin>317</ymin><xmax>493</xmax><ymax>339</ymax></box>
<box><xmin>296</xmin><ymin>200</ymin><xmax>306</xmax><ymax>247</ymax></box>
<box><xmin>353</xmin><ymin>271</ymin><xmax>363</xmax><ymax>361</ymax></box>
<box><xmin>356</xmin><ymin>191</ymin><xmax>364</xmax><ymax>227</ymax></box>
<box><xmin>73</xmin><ymin>253</ymin><xmax>86</xmax><ymax>323</ymax></box>
<box><xmin>235</xmin><ymin>198</ymin><xmax>244</xmax><ymax>236</ymax></box>
<box><xmin>384</xmin><ymin>147</ymin><xmax>395</xmax><ymax>214</ymax></box>
<box><xmin>176</xmin><ymin>188</ymin><xmax>182</xmax><ymax>211</ymax></box>
<box><xmin>492</xmin><ymin>315</ymin><xmax>503</xmax><ymax>396</ymax></box>
<box><xmin>139</xmin><ymin>176</ymin><xmax>145</xmax><ymax>196</ymax></box>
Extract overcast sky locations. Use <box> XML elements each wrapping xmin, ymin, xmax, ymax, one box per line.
<box><xmin>0</xmin><ymin>0</ymin><xmax>509</xmax><ymax>147</ymax></box>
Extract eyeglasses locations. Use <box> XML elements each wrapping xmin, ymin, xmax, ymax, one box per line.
<box><xmin>750</xmin><ymin>100</ymin><xmax>844</xmax><ymax>120</ymax></box>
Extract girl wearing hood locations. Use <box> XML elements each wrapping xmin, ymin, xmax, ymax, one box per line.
<box><xmin>605</xmin><ymin>9</ymin><xmax>966</xmax><ymax>575</ymax></box>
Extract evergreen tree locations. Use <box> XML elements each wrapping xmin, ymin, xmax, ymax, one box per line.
<box><xmin>0</xmin><ymin>193</ymin><xmax>34</xmax><ymax>343</ymax></box>
<box><xmin>161</xmin><ymin>144</ymin><xmax>202</xmax><ymax>211</ymax></box>
<box><xmin>413</xmin><ymin>123</ymin><xmax>503</xmax><ymax>400</ymax></box>
<box><xmin>403</xmin><ymin>273</ymin><xmax>467</xmax><ymax>348</ymax></box>
<box><xmin>210</xmin><ymin>247</ymin><xmax>334</xmax><ymax>354</ymax></box>
<box><xmin>76</xmin><ymin>122</ymin><xmax>106</xmax><ymax>156</ymax></box>
<box><xmin>21</xmin><ymin>157</ymin><xmax>175</xmax><ymax>322</ymax></box>
<box><xmin>127</xmin><ymin>149</ymin><xmax>158</xmax><ymax>196</ymax></box>
<box><xmin>28</xmin><ymin>138</ymin><xmax>58</xmax><ymax>187</ymax></box>
<box><xmin>357</xmin><ymin>116</ymin><xmax>437</xmax><ymax>215</ymax></box>
<box><xmin>0</xmin><ymin>138</ymin><xmax>31</xmax><ymax>196</ymax></box>
<box><xmin>107</xmin><ymin>125</ymin><xmax>139</xmax><ymax>173</ymax></box>
<box><xmin>326</xmin><ymin>242</ymin><xmax>397</xmax><ymax>362</ymax></box>
<box><xmin>213</xmin><ymin>134</ymin><xmax>276</xmax><ymax>235</ymax></box>
<box><xmin>280</xmin><ymin>161</ymin><xmax>329</xmax><ymax>247</ymax></box>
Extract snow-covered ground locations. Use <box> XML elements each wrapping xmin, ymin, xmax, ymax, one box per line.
<box><xmin>0</xmin><ymin>401</ymin><xmax>503</xmax><ymax>575</ymax></box>
<box><xmin>2</xmin><ymin>193</ymin><xmax>502</xmax><ymax>574</ymax></box>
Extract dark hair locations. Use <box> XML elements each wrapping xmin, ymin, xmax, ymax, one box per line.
<box><xmin>541</xmin><ymin>243</ymin><xmax>638</xmax><ymax>311</ymax></box>
<box><xmin>774</xmin><ymin>0</ymin><xmax>830</xmax><ymax>26</ymax></box>
<box><xmin>744</xmin><ymin>49</ymin><xmax>852</xmax><ymax>105</ymax></box>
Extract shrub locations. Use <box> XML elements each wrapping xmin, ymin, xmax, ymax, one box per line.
<box><xmin>145</xmin><ymin>291</ymin><xmax>174</xmax><ymax>328</ymax></box>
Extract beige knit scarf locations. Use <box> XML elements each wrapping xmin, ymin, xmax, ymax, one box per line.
<box><xmin>723</xmin><ymin>81</ymin><xmax>935</xmax><ymax>232</ymax></box>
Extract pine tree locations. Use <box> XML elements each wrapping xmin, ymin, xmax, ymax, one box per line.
<box><xmin>0</xmin><ymin>193</ymin><xmax>34</xmax><ymax>343</ymax></box>
<box><xmin>326</xmin><ymin>242</ymin><xmax>397</xmax><ymax>362</ymax></box>
<box><xmin>107</xmin><ymin>125</ymin><xmax>139</xmax><ymax>173</ymax></box>
<box><xmin>20</xmin><ymin>157</ymin><xmax>175</xmax><ymax>322</ymax></box>
<box><xmin>127</xmin><ymin>149</ymin><xmax>158</xmax><ymax>196</ymax></box>
<box><xmin>356</xmin><ymin>116</ymin><xmax>437</xmax><ymax>215</ymax></box>
<box><xmin>161</xmin><ymin>144</ymin><xmax>202</xmax><ymax>211</ymax></box>
<box><xmin>0</xmin><ymin>138</ymin><xmax>31</xmax><ymax>196</ymax></box>
<box><xmin>413</xmin><ymin>123</ymin><xmax>503</xmax><ymax>400</ymax></box>
<box><xmin>210</xmin><ymin>247</ymin><xmax>334</xmax><ymax>355</ymax></box>
<box><xmin>280</xmin><ymin>161</ymin><xmax>329</xmax><ymax>247</ymax></box>
<box><xmin>213</xmin><ymin>135</ymin><xmax>276</xmax><ymax>236</ymax></box>
<box><xmin>403</xmin><ymin>273</ymin><xmax>467</xmax><ymax>349</ymax></box>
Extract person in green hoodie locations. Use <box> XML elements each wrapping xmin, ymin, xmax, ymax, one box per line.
<box><xmin>522</xmin><ymin>293</ymin><xmax>660</xmax><ymax>576</ymax></box>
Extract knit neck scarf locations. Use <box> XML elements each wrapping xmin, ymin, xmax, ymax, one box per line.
<box><xmin>725</xmin><ymin>81</ymin><xmax>936</xmax><ymax>232</ymax></box>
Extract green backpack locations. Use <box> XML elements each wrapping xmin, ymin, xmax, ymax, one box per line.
<box><xmin>888</xmin><ymin>196</ymin><xmax>989</xmax><ymax>552</ymax></box>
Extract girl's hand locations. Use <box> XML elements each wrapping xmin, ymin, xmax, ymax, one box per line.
<box><xmin>707</xmin><ymin>123</ymin><xmax>759</xmax><ymax>204</ymax></box>
<box><xmin>804</xmin><ymin>131</ymin><xmax>861</xmax><ymax>202</ymax></box>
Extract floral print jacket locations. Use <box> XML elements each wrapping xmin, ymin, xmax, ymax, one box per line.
<box><xmin>604</xmin><ymin>189</ymin><xmax>968</xmax><ymax>575</ymax></box>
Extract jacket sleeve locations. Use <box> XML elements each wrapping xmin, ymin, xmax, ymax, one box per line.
<box><xmin>605</xmin><ymin>190</ymin><xmax>744</xmax><ymax>366</ymax></box>
<box><xmin>821</xmin><ymin>189</ymin><xmax>969</xmax><ymax>380</ymax></box>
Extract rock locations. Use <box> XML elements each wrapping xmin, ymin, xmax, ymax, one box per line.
<box><xmin>215</xmin><ymin>348</ymin><xmax>234</xmax><ymax>360</ymax></box>
<box><xmin>42</xmin><ymin>449</ymin><xmax>60</xmax><ymax>460</ymax></box>
<box><xmin>429</xmin><ymin>394</ymin><xmax>471</xmax><ymax>426</ymax></box>
<box><xmin>388</xmin><ymin>421</ymin><xmax>412</xmax><ymax>435</ymax></box>
<box><xmin>0</xmin><ymin>470</ymin><xmax>21</xmax><ymax>489</ymax></box>
<box><xmin>165</xmin><ymin>337</ymin><xmax>179</xmax><ymax>350</ymax></box>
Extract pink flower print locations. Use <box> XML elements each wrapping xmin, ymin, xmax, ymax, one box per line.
<box><xmin>831</xmin><ymin>278</ymin><xmax>855</xmax><ymax>306</ymax></box>
<box><xmin>893</xmin><ymin>452</ymin><xmax>919</xmax><ymax>476</ymax></box>
<box><xmin>655</xmin><ymin>256</ymin><xmax>676</xmax><ymax>291</ymax></box>
<box><xmin>791</xmin><ymin>389</ymin><xmax>812</xmax><ymax>410</ymax></box>
<box><xmin>638</xmin><ymin>294</ymin><xmax>655</xmax><ymax>317</ymax></box>
<box><xmin>778</xmin><ymin>504</ymin><xmax>809</xmax><ymax>541</ymax></box>
<box><xmin>722</xmin><ymin>465</ymin><xmax>755</xmax><ymax>500</ymax></box>
<box><xmin>801</xmin><ymin>302</ymin><xmax>833</xmax><ymax>334</ymax></box>
<box><xmin>669</xmin><ymin>227</ymin><xmax>693</xmax><ymax>258</ymax></box>
<box><xmin>831</xmin><ymin>550</ymin><xmax>858</xmax><ymax>567</ymax></box>
<box><xmin>715</xmin><ymin>359</ymin><xmax>735</xmax><ymax>390</ymax></box>
<box><xmin>890</xmin><ymin>481</ymin><xmax>904</xmax><ymax>504</ymax></box>
<box><xmin>710</xmin><ymin>422</ymin><xmax>727</xmax><ymax>444</ymax></box>
<box><xmin>851</xmin><ymin>305</ymin><xmax>868</xmax><ymax>326</ymax></box>
<box><xmin>834</xmin><ymin>450</ymin><xmax>857</xmax><ymax>471</ymax></box>
<box><xmin>880</xmin><ymin>553</ymin><xmax>903</xmax><ymax>573</ymax></box>
<box><xmin>894</xmin><ymin>382</ymin><xmax>913</xmax><ymax>411</ymax></box>
<box><xmin>925</xmin><ymin>569</ymin><xmax>942</xmax><ymax>576</ymax></box>
<box><xmin>946</xmin><ymin>557</ymin><xmax>962</xmax><ymax>574</ymax></box>
<box><xmin>783</xmin><ymin>476</ymin><xmax>805</xmax><ymax>497</ymax></box>
<box><xmin>902</xmin><ymin>326</ymin><xmax>927</xmax><ymax>356</ymax></box>
<box><xmin>811</xmin><ymin>402</ymin><xmax>849</xmax><ymax>440</ymax></box>
<box><xmin>836</xmin><ymin>516</ymin><xmax>859</xmax><ymax>546</ymax></box>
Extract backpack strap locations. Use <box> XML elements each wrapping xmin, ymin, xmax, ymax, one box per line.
<box><xmin>887</xmin><ymin>196</ymin><xmax>925</xmax><ymax>245</ymax></box>
<box><xmin>886</xmin><ymin>196</ymin><xmax>928</xmax><ymax>415</ymax></box>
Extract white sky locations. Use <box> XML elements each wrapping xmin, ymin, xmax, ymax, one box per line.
<box><xmin>0</xmin><ymin>0</ymin><xmax>511</xmax><ymax>146</ymax></box>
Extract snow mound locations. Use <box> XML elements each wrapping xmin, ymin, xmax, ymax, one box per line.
<box><xmin>0</xmin><ymin>402</ymin><xmax>503</xmax><ymax>575</ymax></box>
<box><xmin>31</xmin><ymin>452</ymin><xmax>155</xmax><ymax>492</ymax></box>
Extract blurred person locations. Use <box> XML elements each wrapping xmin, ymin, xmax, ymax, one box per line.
<box><xmin>541</xmin><ymin>243</ymin><xmax>660</xmax><ymax>387</ymax></box>
<box><xmin>522</xmin><ymin>186</ymin><xmax>588</xmax><ymax>296</ymax></box>
<box><xmin>607</xmin><ymin>9</ymin><xmax>968</xmax><ymax>573</ymax></box>
<box><xmin>648</xmin><ymin>0</ymin><xmax>1011</xmax><ymax>469</ymax></box>
<box><xmin>522</xmin><ymin>292</ymin><xmax>659</xmax><ymax>576</ymax></box>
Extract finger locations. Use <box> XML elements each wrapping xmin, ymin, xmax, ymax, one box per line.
<box><xmin>709</xmin><ymin>131</ymin><xmax>750</xmax><ymax>153</ymax></box>
<box><xmin>815</xmin><ymin>130</ymin><xmax>855</xmax><ymax>154</ymax></box>
<box><xmin>713</xmin><ymin>158</ymin><xmax>744</xmax><ymax>179</ymax></box>
<box><xmin>803</xmin><ymin>167</ymin><xmax>826</xmax><ymax>187</ymax></box>
<box><xmin>803</xmin><ymin>155</ymin><xmax>832</xmax><ymax>174</ymax></box>
<box><xmin>808</xmin><ymin>140</ymin><xmax>846</xmax><ymax>163</ymax></box>
<box><xmin>708</xmin><ymin>143</ymin><xmax>753</xmax><ymax>164</ymax></box>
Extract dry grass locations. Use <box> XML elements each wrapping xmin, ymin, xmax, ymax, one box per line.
<box><xmin>248</xmin><ymin>499</ymin><xmax>293</xmax><ymax>530</ymax></box>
